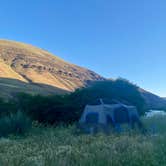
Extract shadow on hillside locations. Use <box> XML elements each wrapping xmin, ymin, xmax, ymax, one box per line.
<box><xmin>0</xmin><ymin>77</ymin><xmax>70</xmax><ymax>99</ymax></box>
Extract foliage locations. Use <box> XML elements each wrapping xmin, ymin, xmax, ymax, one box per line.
<box><xmin>0</xmin><ymin>111</ymin><xmax>32</xmax><ymax>137</ymax></box>
<box><xmin>70</xmin><ymin>78</ymin><xmax>146</xmax><ymax>115</ymax></box>
<box><xmin>17</xmin><ymin>93</ymin><xmax>80</xmax><ymax>125</ymax></box>
<box><xmin>15</xmin><ymin>78</ymin><xmax>146</xmax><ymax>125</ymax></box>
<box><xmin>0</xmin><ymin>98</ymin><xmax>17</xmax><ymax>117</ymax></box>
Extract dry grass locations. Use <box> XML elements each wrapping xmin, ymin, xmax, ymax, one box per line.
<box><xmin>0</xmin><ymin>115</ymin><xmax>165</xmax><ymax>166</ymax></box>
<box><xmin>0</xmin><ymin>59</ymin><xmax>26</xmax><ymax>82</ymax></box>
<box><xmin>0</xmin><ymin>39</ymin><xmax>103</xmax><ymax>98</ymax></box>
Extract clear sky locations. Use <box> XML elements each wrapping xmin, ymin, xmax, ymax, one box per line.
<box><xmin>0</xmin><ymin>0</ymin><xmax>166</xmax><ymax>96</ymax></box>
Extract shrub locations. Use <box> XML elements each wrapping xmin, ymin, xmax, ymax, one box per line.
<box><xmin>0</xmin><ymin>98</ymin><xmax>17</xmax><ymax>117</ymax></box>
<box><xmin>70</xmin><ymin>78</ymin><xmax>146</xmax><ymax>115</ymax></box>
<box><xmin>17</xmin><ymin>94</ymin><xmax>79</xmax><ymax>125</ymax></box>
<box><xmin>15</xmin><ymin>78</ymin><xmax>146</xmax><ymax>125</ymax></box>
<box><xmin>0</xmin><ymin>111</ymin><xmax>32</xmax><ymax>137</ymax></box>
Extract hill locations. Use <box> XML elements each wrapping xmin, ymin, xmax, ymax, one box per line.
<box><xmin>140</xmin><ymin>89</ymin><xmax>166</xmax><ymax>110</ymax></box>
<box><xmin>0</xmin><ymin>39</ymin><xmax>166</xmax><ymax>110</ymax></box>
<box><xmin>0</xmin><ymin>40</ymin><xmax>103</xmax><ymax>98</ymax></box>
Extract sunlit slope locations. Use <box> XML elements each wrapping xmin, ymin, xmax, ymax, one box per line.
<box><xmin>0</xmin><ymin>40</ymin><xmax>103</xmax><ymax>98</ymax></box>
<box><xmin>0</xmin><ymin>58</ymin><xmax>27</xmax><ymax>82</ymax></box>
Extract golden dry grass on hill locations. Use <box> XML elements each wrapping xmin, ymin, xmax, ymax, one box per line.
<box><xmin>0</xmin><ymin>40</ymin><xmax>103</xmax><ymax>98</ymax></box>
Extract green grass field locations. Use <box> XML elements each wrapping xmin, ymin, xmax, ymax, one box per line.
<box><xmin>0</xmin><ymin>115</ymin><xmax>165</xmax><ymax>166</ymax></box>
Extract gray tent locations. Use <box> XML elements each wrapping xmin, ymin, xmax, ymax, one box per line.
<box><xmin>78</xmin><ymin>99</ymin><xmax>142</xmax><ymax>134</ymax></box>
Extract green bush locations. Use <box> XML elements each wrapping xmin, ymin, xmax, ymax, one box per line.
<box><xmin>15</xmin><ymin>78</ymin><xmax>146</xmax><ymax>125</ymax></box>
<box><xmin>70</xmin><ymin>78</ymin><xmax>146</xmax><ymax>115</ymax></box>
<box><xmin>17</xmin><ymin>94</ymin><xmax>79</xmax><ymax>125</ymax></box>
<box><xmin>0</xmin><ymin>111</ymin><xmax>32</xmax><ymax>137</ymax></box>
<box><xmin>0</xmin><ymin>98</ymin><xmax>17</xmax><ymax>117</ymax></box>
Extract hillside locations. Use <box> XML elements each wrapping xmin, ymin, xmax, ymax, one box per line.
<box><xmin>0</xmin><ymin>40</ymin><xmax>103</xmax><ymax>98</ymax></box>
<box><xmin>140</xmin><ymin>89</ymin><xmax>166</xmax><ymax>110</ymax></box>
<box><xmin>0</xmin><ymin>40</ymin><xmax>166</xmax><ymax>110</ymax></box>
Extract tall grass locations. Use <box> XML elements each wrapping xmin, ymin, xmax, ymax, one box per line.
<box><xmin>0</xmin><ymin>115</ymin><xmax>165</xmax><ymax>166</ymax></box>
<box><xmin>143</xmin><ymin>114</ymin><xmax>166</xmax><ymax>134</ymax></box>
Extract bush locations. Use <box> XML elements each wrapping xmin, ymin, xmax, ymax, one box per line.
<box><xmin>0</xmin><ymin>111</ymin><xmax>32</xmax><ymax>137</ymax></box>
<box><xmin>15</xmin><ymin>78</ymin><xmax>146</xmax><ymax>125</ymax></box>
<box><xmin>17</xmin><ymin>94</ymin><xmax>80</xmax><ymax>125</ymax></box>
<box><xmin>70</xmin><ymin>78</ymin><xmax>146</xmax><ymax>115</ymax></box>
<box><xmin>0</xmin><ymin>98</ymin><xmax>17</xmax><ymax>117</ymax></box>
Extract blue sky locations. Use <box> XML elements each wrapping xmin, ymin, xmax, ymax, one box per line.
<box><xmin>0</xmin><ymin>0</ymin><xmax>166</xmax><ymax>96</ymax></box>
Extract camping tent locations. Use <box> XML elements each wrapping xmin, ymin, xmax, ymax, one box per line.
<box><xmin>78</xmin><ymin>99</ymin><xmax>141</xmax><ymax>134</ymax></box>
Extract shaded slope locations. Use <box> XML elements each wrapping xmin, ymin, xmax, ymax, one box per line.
<box><xmin>0</xmin><ymin>78</ymin><xmax>68</xmax><ymax>99</ymax></box>
<box><xmin>140</xmin><ymin>89</ymin><xmax>166</xmax><ymax>110</ymax></box>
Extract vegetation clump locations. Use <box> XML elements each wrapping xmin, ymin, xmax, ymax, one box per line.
<box><xmin>16</xmin><ymin>78</ymin><xmax>146</xmax><ymax>125</ymax></box>
<box><xmin>0</xmin><ymin>111</ymin><xmax>32</xmax><ymax>137</ymax></box>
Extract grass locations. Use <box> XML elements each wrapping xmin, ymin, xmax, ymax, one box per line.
<box><xmin>0</xmin><ymin>116</ymin><xmax>165</xmax><ymax>166</ymax></box>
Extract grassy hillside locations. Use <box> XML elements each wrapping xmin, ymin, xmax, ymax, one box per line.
<box><xmin>0</xmin><ymin>115</ymin><xmax>165</xmax><ymax>166</ymax></box>
<box><xmin>0</xmin><ymin>39</ymin><xmax>165</xmax><ymax>110</ymax></box>
<box><xmin>0</xmin><ymin>39</ymin><xmax>103</xmax><ymax>98</ymax></box>
<box><xmin>0</xmin><ymin>58</ymin><xmax>26</xmax><ymax>82</ymax></box>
